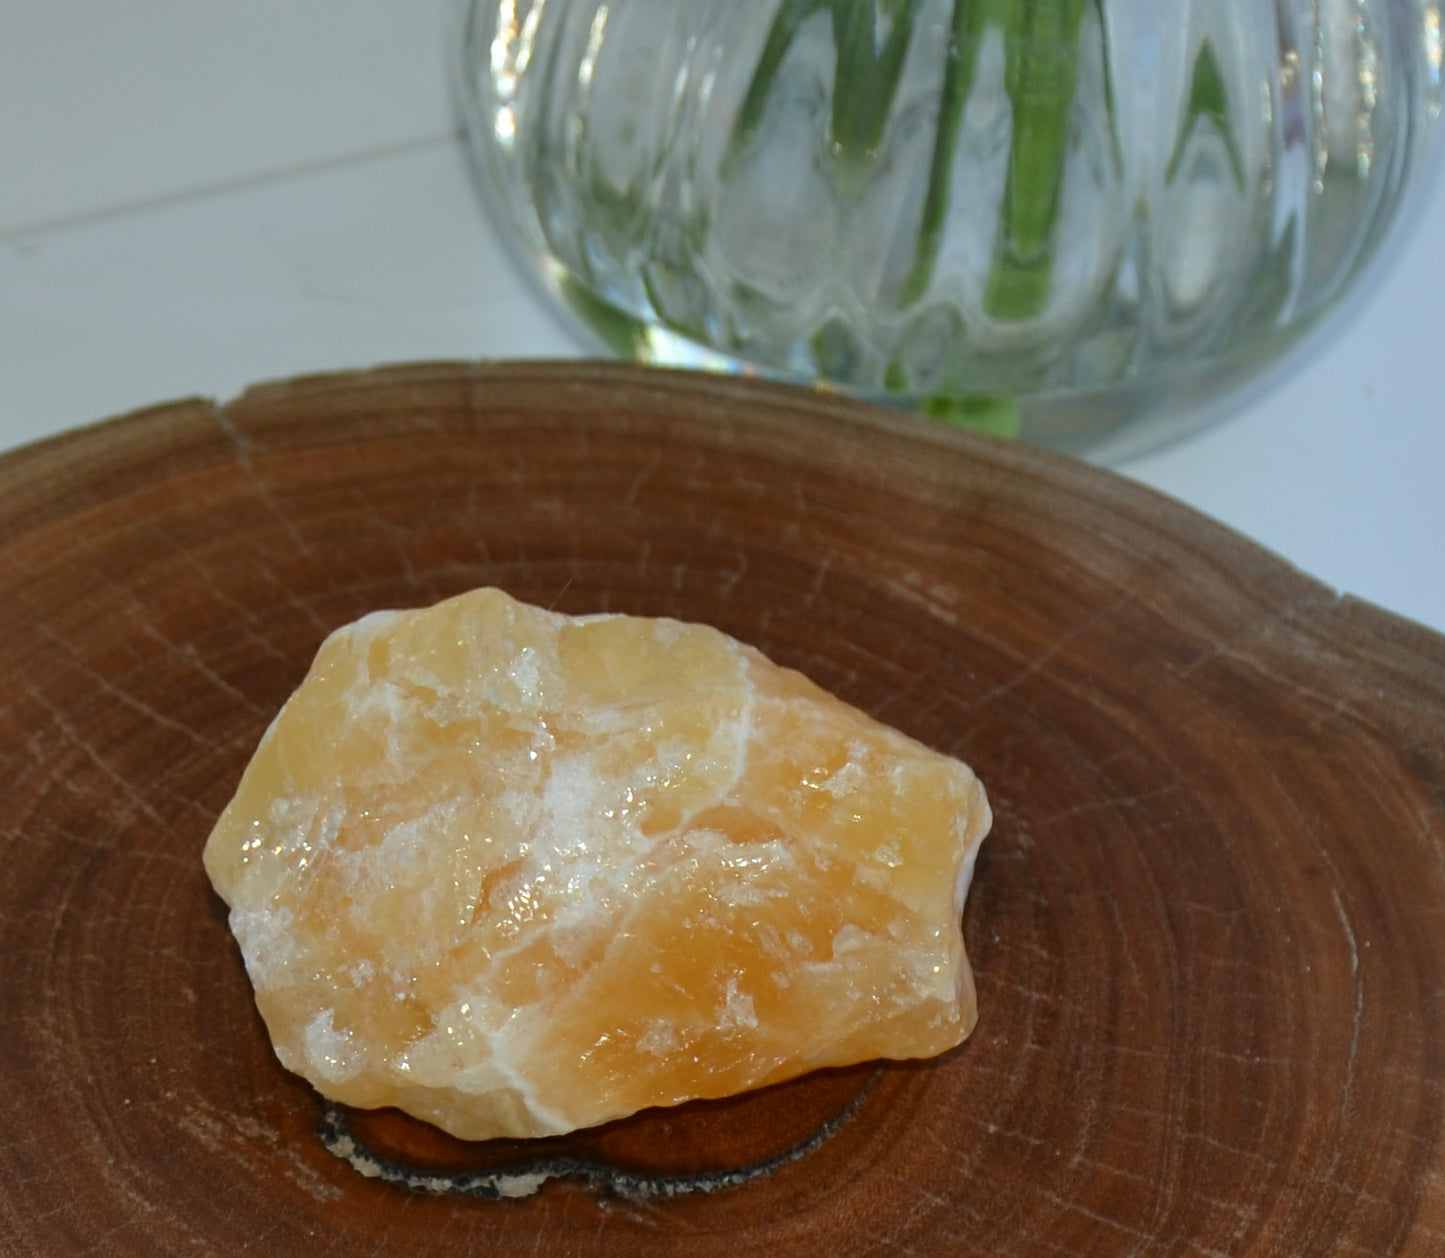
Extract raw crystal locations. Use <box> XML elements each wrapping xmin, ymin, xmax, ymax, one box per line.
<box><xmin>203</xmin><ymin>587</ymin><xmax>992</xmax><ymax>1141</ymax></box>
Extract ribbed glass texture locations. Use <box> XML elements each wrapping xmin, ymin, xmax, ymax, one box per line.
<box><xmin>455</xmin><ymin>0</ymin><xmax>1441</xmax><ymax>456</ymax></box>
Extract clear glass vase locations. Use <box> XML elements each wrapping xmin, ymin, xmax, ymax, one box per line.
<box><xmin>453</xmin><ymin>0</ymin><xmax>1442</xmax><ymax>458</ymax></box>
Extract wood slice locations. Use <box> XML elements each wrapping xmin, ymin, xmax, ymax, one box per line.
<box><xmin>1</xmin><ymin>361</ymin><xmax>1442</xmax><ymax>1255</ymax></box>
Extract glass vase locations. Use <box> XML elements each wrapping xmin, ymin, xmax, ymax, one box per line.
<box><xmin>454</xmin><ymin>0</ymin><xmax>1442</xmax><ymax>458</ymax></box>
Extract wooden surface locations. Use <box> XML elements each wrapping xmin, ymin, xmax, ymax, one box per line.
<box><xmin>1</xmin><ymin>361</ymin><xmax>1442</xmax><ymax>1255</ymax></box>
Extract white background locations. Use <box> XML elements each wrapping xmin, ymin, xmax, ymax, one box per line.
<box><xmin>2</xmin><ymin>1</ymin><xmax>1442</xmax><ymax>634</ymax></box>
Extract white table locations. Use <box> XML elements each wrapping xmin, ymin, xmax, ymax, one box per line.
<box><xmin>3</xmin><ymin>1</ymin><xmax>1442</xmax><ymax>635</ymax></box>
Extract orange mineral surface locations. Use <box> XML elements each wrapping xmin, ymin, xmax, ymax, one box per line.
<box><xmin>204</xmin><ymin>587</ymin><xmax>992</xmax><ymax>1141</ymax></box>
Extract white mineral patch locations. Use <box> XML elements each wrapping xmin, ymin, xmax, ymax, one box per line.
<box><xmin>820</xmin><ymin>754</ymin><xmax>866</xmax><ymax>798</ymax></box>
<box><xmin>718</xmin><ymin>978</ymin><xmax>757</xmax><ymax>1031</ymax></box>
<box><xmin>304</xmin><ymin>1009</ymin><xmax>363</xmax><ymax>1084</ymax></box>
<box><xmin>836</xmin><ymin>923</ymin><xmax>877</xmax><ymax>955</ymax></box>
<box><xmin>636</xmin><ymin>1020</ymin><xmax>679</xmax><ymax>1056</ymax></box>
<box><xmin>230</xmin><ymin>905</ymin><xmax>297</xmax><ymax>986</ymax></box>
<box><xmin>506</xmin><ymin>646</ymin><xmax>540</xmax><ymax>702</ymax></box>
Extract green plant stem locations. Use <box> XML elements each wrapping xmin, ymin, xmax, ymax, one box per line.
<box><xmin>983</xmin><ymin>0</ymin><xmax>1091</xmax><ymax>319</ymax></box>
<box><xmin>724</xmin><ymin>0</ymin><xmax>921</xmax><ymax>188</ymax></box>
<box><xmin>723</xmin><ymin>0</ymin><xmax>824</xmax><ymax>183</ymax></box>
<box><xmin>900</xmin><ymin>0</ymin><xmax>992</xmax><ymax>303</ymax></box>
<box><xmin>829</xmin><ymin>0</ymin><xmax>922</xmax><ymax>187</ymax></box>
<box><xmin>726</xmin><ymin>0</ymin><xmax>1110</xmax><ymax>325</ymax></box>
<box><xmin>1165</xmin><ymin>39</ymin><xmax>1244</xmax><ymax>188</ymax></box>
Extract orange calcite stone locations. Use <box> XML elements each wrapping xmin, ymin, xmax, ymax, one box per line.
<box><xmin>204</xmin><ymin>587</ymin><xmax>992</xmax><ymax>1141</ymax></box>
